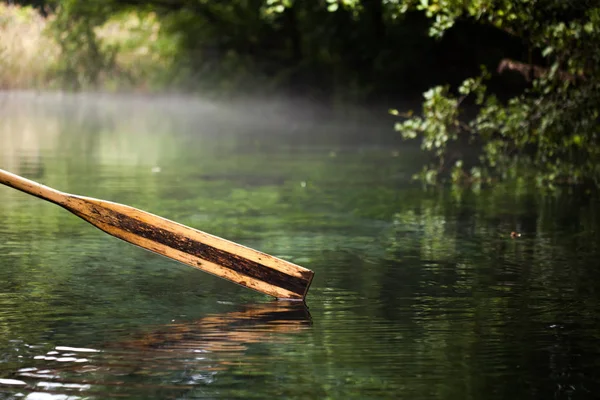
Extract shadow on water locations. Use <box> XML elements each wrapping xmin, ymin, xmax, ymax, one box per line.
<box><xmin>0</xmin><ymin>302</ymin><xmax>311</xmax><ymax>399</ymax></box>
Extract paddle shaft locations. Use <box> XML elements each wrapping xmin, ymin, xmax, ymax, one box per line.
<box><xmin>0</xmin><ymin>169</ymin><xmax>65</xmax><ymax>205</ymax></box>
<box><xmin>0</xmin><ymin>168</ymin><xmax>314</xmax><ymax>300</ymax></box>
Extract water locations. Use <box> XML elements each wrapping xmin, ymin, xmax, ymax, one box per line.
<box><xmin>1</xmin><ymin>92</ymin><xmax>599</xmax><ymax>399</ymax></box>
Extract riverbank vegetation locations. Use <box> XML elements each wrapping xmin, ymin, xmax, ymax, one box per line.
<box><xmin>0</xmin><ymin>3</ymin><xmax>177</xmax><ymax>91</ymax></box>
<box><xmin>0</xmin><ymin>4</ymin><xmax>56</xmax><ymax>89</ymax></box>
<box><xmin>1</xmin><ymin>1</ymin><xmax>598</xmax><ymax>188</ymax></box>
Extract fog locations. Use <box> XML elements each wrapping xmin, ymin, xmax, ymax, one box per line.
<box><xmin>0</xmin><ymin>90</ymin><xmax>408</xmax><ymax>176</ymax></box>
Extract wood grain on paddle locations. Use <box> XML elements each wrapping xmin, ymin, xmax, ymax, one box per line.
<box><xmin>0</xmin><ymin>168</ymin><xmax>314</xmax><ymax>300</ymax></box>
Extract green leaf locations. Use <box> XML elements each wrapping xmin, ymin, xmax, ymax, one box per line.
<box><xmin>542</xmin><ymin>46</ymin><xmax>553</xmax><ymax>57</ymax></box>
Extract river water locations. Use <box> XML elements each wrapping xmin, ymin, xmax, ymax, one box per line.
<box><xmin>1</xmin><ymin>92</ymin><xmax>599</xmax><ymax>399</ymax></box>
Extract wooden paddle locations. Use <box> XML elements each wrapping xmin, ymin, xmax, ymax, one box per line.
<box><xmin>0</xmin><ymin>168</ymin><xmax>314</xmax><ymax>300</ymax></box>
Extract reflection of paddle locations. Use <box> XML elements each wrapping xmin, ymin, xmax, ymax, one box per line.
<box><xmin>10</xmin><ymin>302</ymin><xmax>312</xmax><ymax>396</ymax></box>
<box><xmin>120</xmin><ymin>301</ymin><xmax>312</xmax><ymax>353</ymax></box>
<box><xmin>0</xmin><ymin>168</ymin><xmax>314</xmax><ymax>300</ymax></box>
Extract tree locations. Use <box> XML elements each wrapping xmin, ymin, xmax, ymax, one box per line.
<box><xmin>388</xmin><ymin>0</ymin><xmax>600</xmax><ymax>187</ymax></box>
<box><xmin>6</xmin><ymin>0</ymin><xmax>599</xmax><ymax>188</ymax></box>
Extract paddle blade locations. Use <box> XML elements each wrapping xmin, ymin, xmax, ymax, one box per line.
<box><xmin>61</xmin><ymin>195</ymin><xmax>314</xmax><ymax>300</ymax></box>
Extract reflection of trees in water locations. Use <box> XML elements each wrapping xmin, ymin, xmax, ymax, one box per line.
<box><xmin>0</xmin><ymin>95</ymin><xmax>58</xmax><ymax>174</ymax></box>
<box><xmin>1</xmin><ymin>93</ymin><xmax>599</xmax><ymax>398</ymax></box>
<box><xmin>370</xmin><ymin>186</ymin><xmax>600</xmax><ymax>399</ymax></box>
<box><xmin>285</xmin><ymin>182</ymin><xmax>600</xmax><ymax>399</ymax></box>
<box><xmin>0</xmin><ymin>93</ymin><xmax>175</xmax><ymax>173</ymax></box>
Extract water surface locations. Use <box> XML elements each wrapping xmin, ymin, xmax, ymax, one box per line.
<box><xmin>1</xmin><ymin>92</ymin><xmax>599</xmax><ymax>399</ymax></box>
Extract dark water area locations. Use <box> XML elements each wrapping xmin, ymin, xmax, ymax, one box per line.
<box><xmin>1</xmin><ymin>92</ymin><xmax>599</xmax><ymax>399</ymax></box>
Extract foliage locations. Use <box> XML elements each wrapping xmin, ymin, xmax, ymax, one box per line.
<box><xmin>47</xmin><ymin>0</ymin><xmax>115</xmax><ymax>89</ymax></box>
<box><xmin>0</xmin><ymin>2</ymin><xmax>179</xmax><ymax>90</ymax></box>
<box><xmin>1</xmin><ymin>0</ymin><xmax>441</xmax><ymax>99</ymax></box>
<box><xmin>95</xmin><ymin>11</ymin><xmax>179</xmax><ymax>91</ymax></box>
<box><xmin>389</xmin><ymin>0</ymin><xmax>600</xmax><ymax>187</ymax></box>
<box><xmin>0</xmin><ymin>4</ymin><xmax>58</xmax><ymax>89</ymax></box>
<box><xmin>2</xmin><ymin>0</ymin><xmax>600</xmax><ymax>186</ymax></box>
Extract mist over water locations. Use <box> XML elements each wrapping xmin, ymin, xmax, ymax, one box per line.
<box><xmin>1</xmin><ymin>92</ymin><xmax>599</xmax><ymax>399</ymax></box>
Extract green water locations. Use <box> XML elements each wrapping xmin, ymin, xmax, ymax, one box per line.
<box><xmin>1</xmin><ymin>92</ymin><xmax>599</xmax><ymax>399</ymax></box>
